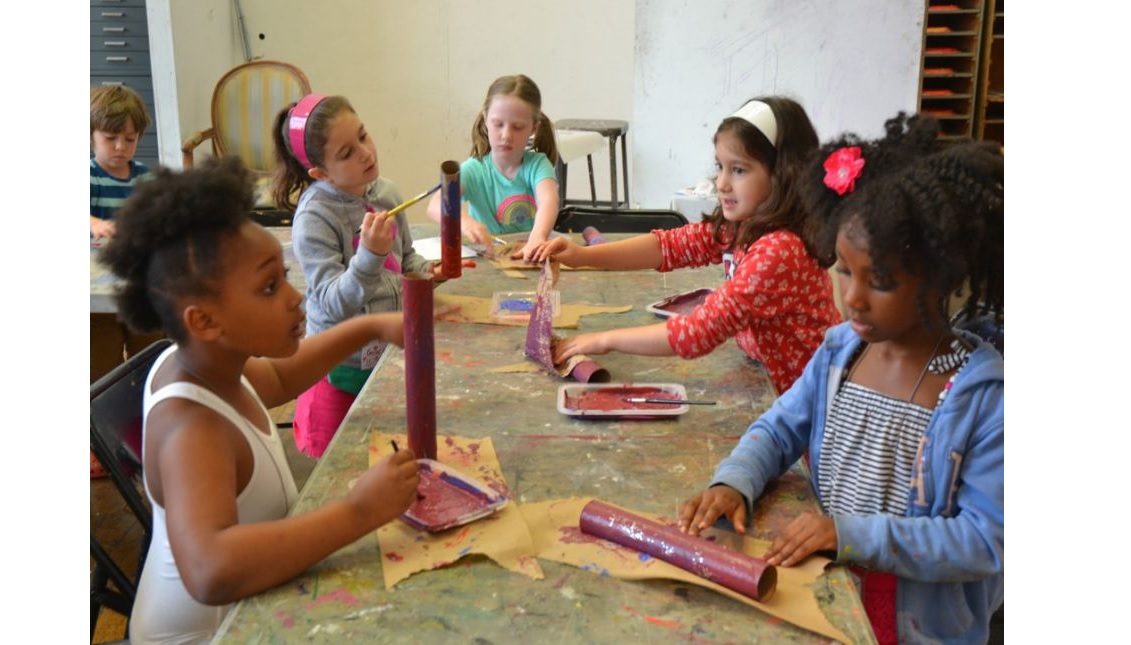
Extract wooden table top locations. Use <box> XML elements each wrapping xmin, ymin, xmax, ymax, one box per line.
<box><xmin>213</xmin><ymin>233</ymin><xmax>872</xmax><ymax>644</ymax></box>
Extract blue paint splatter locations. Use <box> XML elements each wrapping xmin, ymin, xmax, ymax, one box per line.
<box><xmin>638</xmin><ymin>553</ymin><xmax>652</xmax><ymax>562</ymax></box>
<box><xmin>499</xmin><ymin>298</ymin><xmax>535</xmax><ymax>312</ymax></box>
<box><xmin>459</xmin><ymin>546</ymin><xmax>471</xmax><ymax>556</ymax></box>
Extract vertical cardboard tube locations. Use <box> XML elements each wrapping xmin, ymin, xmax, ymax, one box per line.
<box><xmin>403</xmin><ymin>272</ymin><xmax>437</xmax><ymax>460</ymax></box>
<box><xmin>440</xmin><ymin>160</ymin><xmax>462</xmax><ymax>280</ymax></box>
<box><xmin>579</xmin><ymin>499</ymin><xmax>777</xmax><ymax>601</ymax></box>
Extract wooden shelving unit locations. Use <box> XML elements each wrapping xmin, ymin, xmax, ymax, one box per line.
<box><xmin>917</xmin><ymin>0</ymin><xmax>1003</xmax><ymax>145</ymax></box>
<box><xmin>976</xmin><ymin>0</ymin><xmax>1004</xmax><ymax>145</ymax></box>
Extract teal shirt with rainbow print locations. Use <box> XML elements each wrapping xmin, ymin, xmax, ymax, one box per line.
<box><xmin>459</xmin><ymin>150</ymin><xmax>556</xmax><ymax>235</ymax></box>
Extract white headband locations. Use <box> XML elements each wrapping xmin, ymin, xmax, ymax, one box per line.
<box><xmin>731</xmin><ymin>100</ymin><xmax>778</xmax><ymax>148</ymax></box>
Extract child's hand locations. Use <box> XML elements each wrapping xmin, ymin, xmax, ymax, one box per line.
<box><xmin>552</xmin><ymin>332</ymin><xmax>607</xmax><ymax>364</ymax></box>
<box><xmin>91</xmin><ymin>218</ymin><xmax>116</xmax><ymax>241</ymax></box>
<box><xmin>347</xmin><ymin>448</ymin><xmax>420</xmax><ymax>527</ymax></box>
<box><xmin>518</xmin><ymin>232</ymin><xmax>549</xmax><ymax>262</ymax></box>
<box><xmin>359</xmin><ymin>209</ymin><xmax>397</xmax><ymax>257</ymax></box>
<box><xmin>461</xmin><ymin>217</ymin><xmax>491</xmax><ymax>245</ymax></box>
<box><xmin>431</xmin><ymin>259</ymin><xmax>477</xmax><ymax>282</ymax></box>
<box><xmin>678</xmin><ymin>485</ymin><xmax>747</xmax><ymax>536</ymax></box>
<box><xmin>763</xmin><ymin>511</ymin><xmax>837</xmax><ymax>567</ymax></box>
<box><xmin>369</xmin><ymin>312</ymin><xmax>405</xmax><ymax>348</ymax></box>
<box><xmin>529</xmin><ymin>237</ymin><xmax>578</xmax><ymax>265</ymax></box>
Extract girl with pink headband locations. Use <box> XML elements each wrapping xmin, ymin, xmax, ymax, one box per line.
<box><xmin>271</xmin><ymin>94</ymin><xmax>461</xmax><ymax>457</ymax></box>
<box><xmin>531</xmin><ymin>96</ymin><xmax>841</xmax><ymax>395</ymax></box>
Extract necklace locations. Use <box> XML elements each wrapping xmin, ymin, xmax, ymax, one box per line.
<box><xmin>848</xmin><ymin>329</ymin><xmax>947</xmax><ymax>404</ymax></box>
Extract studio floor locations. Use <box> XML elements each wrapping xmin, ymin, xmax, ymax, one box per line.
<box><xmin>89</xmin><ymin>400</ymin><xmax>315</xmax><ymax>643</ymax></box>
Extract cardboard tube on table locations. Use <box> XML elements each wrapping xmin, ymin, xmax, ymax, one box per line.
<box><xmin>403</xmin><ymin>272</ymin><xmax>437</xmax><ymax>460</ymax></box>
<box><xmin>440</xmin><ymin>160</ymin><xmax>462</xmax><ymax>280</ymax></box>
<box><xmin>579</xmin><ymin>499</ymin><xmax>777</xmax><ymax>602</ymax></box>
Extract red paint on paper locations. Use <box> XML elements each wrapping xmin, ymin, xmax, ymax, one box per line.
<box><xmin>565</xmin><ymin>386</ymin><xmax>680</xmax><ymax>411</ymax></box>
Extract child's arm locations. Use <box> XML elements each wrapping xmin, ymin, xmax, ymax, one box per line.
<box><xmin>243</xmin><ymin>312</ymin><xmax>404</xmax><ymax>409</ymax></box>
<box><xmin>425</xmin><ymin>191</ymin><xmax>491</xmax><ymax>245</ymax></box>
<box><xmin>553</xmin><ymin>322</ymin><xmax>673</xmax><ymax>363</ymax></box>
<box><xmin>155</xmin><ymin>406</ymin><xmax>419</xmax><ymax>605</ymax></box>
<box><xmin>531</xmin><ymin>232</ymin><xmax>663</xmax><ymax>269</ymax></box>
<box><xmin>517</xmin><ymin>177</ymin><xmax>560</xmax><ymax>261</ymax></box>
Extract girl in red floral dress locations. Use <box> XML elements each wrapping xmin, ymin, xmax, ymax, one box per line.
<box><xmin>531</xmin><ymin>96</ymin><xmax>841</xmax><ymax>394</ymax></box>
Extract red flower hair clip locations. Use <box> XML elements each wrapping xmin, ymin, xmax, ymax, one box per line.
<box><xmin>823</xmin><ymin>146</ymin><xmax>865</xmax><ymax>196</ymax></box>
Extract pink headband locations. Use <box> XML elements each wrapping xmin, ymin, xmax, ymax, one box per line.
<box><xmin>288</xmin><ymin>93</ymin><xmax>329</xmax><ymax>170</ymax></box>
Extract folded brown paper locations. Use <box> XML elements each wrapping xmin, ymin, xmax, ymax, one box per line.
<box><xmin>369</xmin><ymin>433</ymin><xmax>543</xmax><ymax>588</ymax></box>
<box><xmin>518</xmin><ymin>497</ymin><xmax>850</xmax><ymax>643</ymax></box>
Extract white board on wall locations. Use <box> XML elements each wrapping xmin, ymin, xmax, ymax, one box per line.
<box><xmin>632</xmin><ymin>0</ymin><xmax>924</xmax><ymax>208</ymax></box>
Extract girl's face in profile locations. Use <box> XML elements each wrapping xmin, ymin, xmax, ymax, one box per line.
<box><xmin>209</xmin><ymin>222</ymin><xmax>306</xmax><ymax>358</ymax></box>
<box><xmin>833</xmin><ymin>223</ymin><xmax>939</xmax><ymax>347</ymax></box>
<box><xmin>484</xmin><ymin>95</ymin><xmax>537</xmax><ymax>170</ymax></box>
<box><xmin>714</xmin><ymin>130</ymin><xmax>772</xmax><ymax>223</ymax></box>
<box><xmin>312</xmin><ymin>110</ymin><xmax>379</xmax><ymax>197</ymax></box>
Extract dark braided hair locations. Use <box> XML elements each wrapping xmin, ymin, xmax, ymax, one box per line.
<box><xmin>799</xmin><ymin>113</ymin><xmax>1003</xmax><ymax>325</ymax></box>
<box><xmin>99</xmin><ymin>156</ymin><xmax>255</xmax><ymax>343</ymax></box>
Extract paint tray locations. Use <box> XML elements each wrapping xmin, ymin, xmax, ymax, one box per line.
<box><xmin>400</xmin><ymin>459</ymin><xmax>508</xmax><ymax>532</ymax></box>
<box><xmin>491</xmin><ymin>290</ymin><xmax>560</xmax><ymax>323</ymax></box>
<box><xmin>646</xmin><ymin>288</ymin><xmax>713</xmax><ymax>319</ymax></box>
<box><xmin>557</xmin><ymin>383</ymin><xmax>690</xmax><ymax>419</ymax></box>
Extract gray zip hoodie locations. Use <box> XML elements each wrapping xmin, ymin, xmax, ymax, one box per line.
<box><xmin>291</xmin><ymin>178</ymin><xmax>432</xmax><ymax>369</ymax></box>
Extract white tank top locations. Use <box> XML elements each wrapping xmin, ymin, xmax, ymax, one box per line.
<box><xmin>129</xmin><ymin>345</ymin><xmax>299</xmax><ymax>644</ymax></box>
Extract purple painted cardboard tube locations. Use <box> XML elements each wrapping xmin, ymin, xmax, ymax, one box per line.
<box><xmin>568</xmin><ymin>359</ymin><xmax>610</xmax><ymax>383</ymax></box>
<box><xmin>403</xmin><ymin>272</ymin><xmax>437</xmax><ymax>460</ymax></box>
<box><xmin>440</xmin><ymin>160</ymin><xmax>462</xmax><ymax>280</ymax></box>
<box><xmin>579</xmin><ymin>499</ymin><xmax>777</xmax><ymax>602</ymax></box>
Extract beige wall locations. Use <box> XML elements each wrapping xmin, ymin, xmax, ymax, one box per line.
<box><xmin>156</xmin><ymin>0</ymin><xmax>635</xmax><ymax>222</ymax></box>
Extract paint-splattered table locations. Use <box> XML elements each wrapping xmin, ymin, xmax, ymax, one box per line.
<box><xmin>213</xmin><ymin>234</ymin><xmax>873</xmax><ymax>644</ymax></box>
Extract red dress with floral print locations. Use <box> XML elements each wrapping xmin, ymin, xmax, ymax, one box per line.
<box><xmin>655</xmin><ymin>223</ymin><xmax>842</xmax><ymax>394</ymax></box>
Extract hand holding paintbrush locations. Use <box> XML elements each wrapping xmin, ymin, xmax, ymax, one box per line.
<box><xmin>355</xmin><ymin>183</ymin><xmax>441</xmax><ymax>235</ymax></box>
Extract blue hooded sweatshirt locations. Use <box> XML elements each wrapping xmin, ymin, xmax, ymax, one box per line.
<box><xmin>711</xmin><ymin>322</ymin><xmax>1003</xmax><ymax>643</ymax></box>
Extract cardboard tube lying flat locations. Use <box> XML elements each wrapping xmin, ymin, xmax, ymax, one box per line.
<box><xmin>403</xmin><ymin>272</ymin><xmax>437</xmax><ymax>460</ymax></box>
<box><xmin>579</xmin><ymin>499</ymin><xmax>777</xmax><ymax>602</ymax></box>
<box><xmin>567</xmin><ymin>359</ymin><xmax>610</xmax><ymax>383</ymax></box>
<box><xmin>440</xmin><ymin>160</ymin><xmax>462</xmax><ymax>279</ymax></box>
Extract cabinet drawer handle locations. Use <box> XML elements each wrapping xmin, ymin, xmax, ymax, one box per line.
<box><xmin>102</xmin><ymin>27</ymin><xmax>126</xmax><ymax>32</ymax></box>
<box><xmin>104</xmin><ymin>41</ymin><xmax>127</xmax><ymax>47</ymax></box>
<box><xmin>101</xmin><ymin>82</ymin><xmax>125</xmax><ymax>86</ymax></box>
<box><xmin>101</xmin><ymin>11</ymin><xmax>124</xmax><ymax>17</ymax></box>
<box><xmin>106</xmin><ymin>56</ymin><xmax>129</xmax><ymax>62</ymax></box>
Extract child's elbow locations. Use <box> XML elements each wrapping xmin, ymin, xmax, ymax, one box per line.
<box><xmin>179</xmin><ymin>558</ymin><xmax>247</xmax><ymax>606</ymax></box>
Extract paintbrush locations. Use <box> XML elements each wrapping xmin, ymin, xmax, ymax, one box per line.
<box><xmin>623</xmin><ymin>398</ymin><xmax>717</xmax><ymax>406</ymax></box>
<box><xmin>391</xmin><ymin>440</ymin><xmax>425</xmax><ymax>499</ymax></box>
<box><xmin>354</xmin><ymin>183</ymin><xmax>442</xmax><ymax>234</ymax></box>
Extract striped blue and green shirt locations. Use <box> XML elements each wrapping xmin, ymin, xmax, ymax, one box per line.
<box><xmin>90</xmin><ymin>158</ymin><xmax>150</xmax><ymax>221</ymax></box>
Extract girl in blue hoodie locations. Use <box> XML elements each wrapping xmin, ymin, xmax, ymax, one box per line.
<box><xmin>679</xmin><ymin>113</ymin><xmax>1003</xmax><ymax>644</ymax></box>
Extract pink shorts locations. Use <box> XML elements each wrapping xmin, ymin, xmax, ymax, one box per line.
<box><xmin>292</xmin><ymin>376</ymin><xmax>357</xmax><ymax>458</ymax></box>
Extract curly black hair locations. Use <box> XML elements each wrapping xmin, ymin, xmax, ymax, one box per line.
<box><xmin>99</xmin><ymin>156</ymin><xmax>255</xmax><ymax>343</ymax></box>
<box><xmin>798</xmin><ymin>113</ymin><xmax>1003</xmax><ymax>325</ymax></box>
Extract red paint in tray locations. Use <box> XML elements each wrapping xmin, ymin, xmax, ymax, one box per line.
<box><xmin>400</xmin><ymin>460</ymin><xmax>507</xmax><ymax>532</ymax></box>
<box><xmin>566</xmin><ymin>386</ymin><xmax>679</xmax><ymax>411</ymax></box>
<box><xmin>557</xmin><ymin>383</ymin><xmax>690</xmax><ymax>419</ymax></box>
<box><xmin>646</xmin><ymin>288</ymin><xmax>712</xmax><ymax>319</ymax></box>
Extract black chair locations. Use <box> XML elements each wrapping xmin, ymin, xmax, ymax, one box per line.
<box><xmin>248</xmin><ymin>208</ymin><xmax>293</xmax><ymax>227</ymax></box>
<box><xmin>90</xmin><ymin>338</ymin><xmax>172</xmax><ymax>639</ymax></box>
<box><xmin>553</xmin><ymin>205</ymin><xmax>689</xmax><ymax>234</ymax></box>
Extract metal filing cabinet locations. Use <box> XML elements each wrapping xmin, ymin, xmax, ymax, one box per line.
<box><xmin>90</xmin><ymin>0</ymin><xmax>158</xmax><ymax>167</ymax></box>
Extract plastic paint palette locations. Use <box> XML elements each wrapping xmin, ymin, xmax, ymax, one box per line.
<box><xmin>400</xmin><ymin>459</ymin><xmax>508</xmax><ymax>532</ymax></box>
<box><xmin>491</xmin><ymin>290</ymin><xmax>560</xmax><ymax>323</ymax></box>
<box><xmin>557</xmin><ymin>383</ymin><xmax>690</xmax><ymax>419</ymax></box>
<box><xmin>646</xmin><ymin>288</ymin><xmax>713</xmax><ymax>319</ymax></box>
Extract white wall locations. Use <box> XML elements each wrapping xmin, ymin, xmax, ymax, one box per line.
<box><xmin>151</xmin><ymin>0</ymin><xmax>922</xmax><ymax>216</ymax></box>
<box><xmin>159</xmin><ymin>0</ymin><xmax>635</xmax><ymax>222</ymax></box>
<box><xmin>633</xmin><ymin>0</ymin><xmax>924</xmax><ymax>207</ymax></box>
